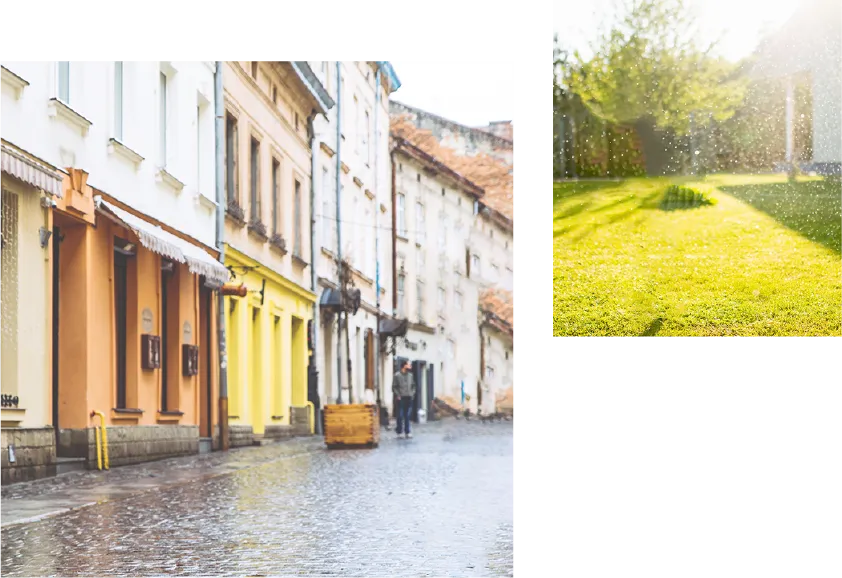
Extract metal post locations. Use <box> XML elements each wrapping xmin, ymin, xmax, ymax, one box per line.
<box><xmin>373</xmin><ymin>66</ymin><xmax>382</xmax><ymax>409</ymax></box>
<box><xmin>214</xmin><ymin>61</ymin><xmax>229</xmax><ymax>451</ymax></box>
<box><xmin>334</xmin><ymin>61</ymin><xmax>343</xmax><ymax>404</ymax></box>
<box><xmin>785</xmin><ymin>76</ymin><xmax>796</xmax><ymax>180</ymax></box>
<box><xmin>308</xmin><ymin>113</ymin><xmax>321</xmax><ymax>434</ymax></box>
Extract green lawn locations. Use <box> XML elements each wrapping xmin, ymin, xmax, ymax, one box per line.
<box><xmin>553</xmin><ymin>174</ymin><xmax>841</xmax><ymax>336</ymax></box>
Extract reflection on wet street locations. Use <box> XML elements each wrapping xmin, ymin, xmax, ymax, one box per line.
<box><xmin>1</xmin><ymin>421</ymin><xmax>513</xmax><ymax>577</ymax></box>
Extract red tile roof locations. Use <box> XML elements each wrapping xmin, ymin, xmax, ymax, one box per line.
<box><xmin>480</xmin><ymin>288</ymin><xmax>513</xmax><ymax>331</ymax></box>
<box><xmin>391</xmin><ymin>114</ymin><xmax>513</xmax><ymax>222</ymax></box>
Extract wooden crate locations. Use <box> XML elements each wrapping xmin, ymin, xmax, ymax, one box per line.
<box><xmin>324</xmin><ymin>404</ymin><xmax>380</xmax><ymax>449</ymax></box>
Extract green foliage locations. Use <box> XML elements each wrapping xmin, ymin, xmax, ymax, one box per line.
<box><xmin>660</xmin><ymin>184</ymin><xmax>717</xmax><ymax>210</ymax></box>
<box><xmin>566</xmin><ymin>0</ymin><xmax>746</xmax><ymax>136</ymax></box>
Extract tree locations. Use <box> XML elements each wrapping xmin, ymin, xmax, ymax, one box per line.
<box><xmin>568</xmin><ymin>0</ymin><xmax>746</xmax><ymax>136</ymax></box>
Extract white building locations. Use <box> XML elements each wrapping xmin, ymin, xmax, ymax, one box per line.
<box><xmin>310</xmin><ymin>62</ymin><xmax>400</xmax><ymax>417</ymax></box>
<box><xmin>390</xmin><ymin>103</ymin><xmax>514</xmax><ymax>416</ymax></box>
<box><xmin>392</xmin><ymin>136</ymin><xmax>485</xmax><ymax>416</ymax></box>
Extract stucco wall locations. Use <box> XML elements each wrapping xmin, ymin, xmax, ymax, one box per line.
<box><xmin>1</xmin><ymin>61</ymin><xmax>218</xmax><ymax>249</ymax></box>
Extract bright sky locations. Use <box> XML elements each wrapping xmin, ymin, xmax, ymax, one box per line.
<box><xmin>389</xmin><ymin>61</ymin><xmax>514</xmax><ymax>128</ymax></box>
<box><xmin>554</xmin><ymin>0</ymin><xmax>801</xmax><ymax>61</ymax></box>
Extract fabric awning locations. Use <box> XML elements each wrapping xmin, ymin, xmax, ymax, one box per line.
<box><xmin>379</xmin><ymin>317</ymin><xmax>408</xmax><ymax>337</ymax></box>
<box><xmin>95</xmin><ymin>196</ymin><xmax>229</xmax><ymax>286</ymax></box>
<box><xmin>1</xmin><ymin>143</ymin><xmax>63</xmax><ymax>197</ymax></box>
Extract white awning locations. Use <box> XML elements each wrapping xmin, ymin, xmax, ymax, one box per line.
<box><xmin>95</xmin><ymin>196</ymin><xmax>229</xmax><ymax>286</ymax></box>
<box><xmin>1</xmin><ymin>143</ymin><xmax>63</xmax><ymax>197</ymax></box>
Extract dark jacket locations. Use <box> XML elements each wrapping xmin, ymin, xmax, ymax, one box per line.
<box><xmin>392</xmin><ymin>370</ymin><xmax>415</xmax><ymax>398</ymax></box>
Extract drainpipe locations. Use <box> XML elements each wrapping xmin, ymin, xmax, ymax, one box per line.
<box><xmin>373</xmin><ymin>66</ymin><xmax>382</xmax><ymax>409</ymax></box>
<box><xmin>214</xmin><ymin>61</ymin><xmax>230</xmax><ymax>451</ymax></box>
<box><xmin>334</xmin><ymin>61</ymin><xmax>344</xmax><ymax>404</ymax></box>
<box><xmin>391</xmin><ymin>149</ymin><xmax>397</xmax><ymax>314</ymax></box>
<box><xmin>308</xmin><ymin>112</ymin><xmax>322</xmax><ymax>434</ymax></box>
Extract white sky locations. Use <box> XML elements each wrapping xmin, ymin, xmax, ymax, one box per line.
<box><xmin>554</xmin><ymin>0</ymin><xmax>801</xmax><ymax>61</ymax></box>
<box><xmin>389</xmin><ymin>61</ymin><xmax>514</xmax><ymax>128</ymax></box>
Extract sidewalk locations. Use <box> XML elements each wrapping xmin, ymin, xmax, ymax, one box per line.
<box><xmin>0</xmin><ymin>435</ymin><xmax>325</xmax><ymax>528</ymax></box>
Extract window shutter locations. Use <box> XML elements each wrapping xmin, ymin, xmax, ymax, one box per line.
<box><xmin>364</xmin><ymin>329</ymin><xmax>375</xmax><ymax>390</ymax></box>
<box><xmin>233</xmin><ymin>122</ymin><xmax>239</xmax><ymax>204</ymax></box>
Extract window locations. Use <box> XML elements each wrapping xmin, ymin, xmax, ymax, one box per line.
<box><xmin>2</xmin><ymin>190</ymin><xmax>18</xmax><ymax>399</ymax></box>
<box><xmin>472</xmin><ymin>254</ymin><xmax>480</xmax><ymax>276</ymax></box>
<box><xmin>473</xmin><ymin>200</ymin><xmax>479</xmax><ymax>215</ymax></box>
<box><xmin>250</xmin><ymin>137</ymin><xmax>260</xmax><ymax>222</ymax></box>
<box><xmin>441</xmin><ymin>187</ymin><xmax>445</xmax><ymax>196</ymax></box>
<box><xmin>272</xmin><ymin>158</ymin><xmax>281</xmax><ymax>234</ymax></box>
<box><xmin>114</xmin><ymin>62</ymin><xmax>123</xmax><ymax>140</ymax></box>
<box><xmin>196</xmin><ymin>104</ymin><xmax>202</xmax><ymax>193</ymax></box>
<box><xmin>364</xmin><ymin>110</ymin><xmax>370</xmax><ymax>165</ymax></box>
<box><xmin>353</xmin><ymin>96</ymin><xmax>359</xmax><ymax>154</ymax></box>
<box><xmin>225</xmin><ymin>113</ymin><xmax>239</xmax><ymax>205</ymax></box>
<box><xmin>159</xmin><ymin>71</ymin><xmax>168</xmax><ymax>167</ymax></box>
<box><xmin>294</xmin><ymin>179</ymin><xmax>302</xmax><ymax>257</ymax></box>
<box><xmin>416</xmin><ymin>249</ymin><xmax>425</xmax><ymax>276</ymax></box>
<box><xmin>271</xmin><ymin>85</ymin><xmax>277</xmax><ymax>104</ymax></box>
<box><xmin>486</xmin><ymin>366</ymin><xmax>495</xmax><ymax>381</ymax></box>
<box><xmin>399</xmin><ymin>163</ymin><xmax>402</xmax><ymax>172</ymax></box>
<box><xmin>251</xmin><ymin>61</ymin><xmax>258</xmax><ymax>78</ymax></box>
<box><xmin>438</xmin><ymin>215</ymin><xmax>447</xmax><ymax>251</ymax></box>
<box><xmin>397</xmin><ymin>193</ymin><xmax>406</xmax><ymax>236</ymax></box>
<box><xmin>417</xmin><ymin>174</ymin><xmax>421</xmax><ymax>183</ymax></box>
<box><xmin>397</xmin><ymin>273</ymin><xmax>405</xmax><ymax>316</ymax></box>
<box><xmin>416</xmin><ymin>280</ymin><xmax>424</xmax><ymax>321</ymax></box>
<box><xmin>295</xmin><ymin>112</ymin><xmax>299</xmax><ymax>132</ymax></box>
<box><xmin>415</xmin><ymin>202</ymin><xmax>425</xmax><ymax>244</ymax></box>
<box><xmin>437</xmin><ymin>286</ymin><xmax>445</xmax><ymax>311</ymax></box>
<box><xmin>505</xmin><ymin>350</ymin><xmax>510</xmax><ymax>361</ymax></box>
<box><xmin>322</xmin><ymin>166</ymin><xmax>334</xmax><ymax>248</ymax></box>
<box><xmin>57</xmin><ymin>62</ymin><xmax>70</xmax><ymax>103</ymax></box>
<box><xmin>455</xmin><ymin>291</ymin><xmax>463</xmax><ymax>309</ymax></box>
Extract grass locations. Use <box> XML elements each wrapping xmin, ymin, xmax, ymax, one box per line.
<box><xmin>553</xmin><ymin>174</ymin><xmax>841</xmax><ymax>336</ymax></box>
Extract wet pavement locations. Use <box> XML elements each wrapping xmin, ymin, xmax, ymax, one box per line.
<box><xmin>1</xmin><ymin>420</ymin><xmax>513</xmax><ymax>577</ymax></box>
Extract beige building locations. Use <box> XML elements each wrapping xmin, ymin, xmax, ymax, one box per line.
<box><xmin>221</xmin><ymin>62</ymin><xmax>332</xmax><ymax>443</ymax></box>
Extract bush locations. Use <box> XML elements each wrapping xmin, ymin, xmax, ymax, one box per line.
<box><xmin>660</xmin><ymin>185</ymin><xmax>717</xmax><ymax>210</ymax></box>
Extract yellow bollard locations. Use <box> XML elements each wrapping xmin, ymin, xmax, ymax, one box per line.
<box><xmin>90</xmin><ymin>411</ymin><xmax>109</xmax><ymax>470</ymax></box>
<box><xmin>305</xmin><ymin>401</ymin><xmax>315</xmax><ymax>435</ymax></box>
<box><xmin>94</xmin><ymin>426</ymin><xmax>102</xmax><ymax>471</ymax></box>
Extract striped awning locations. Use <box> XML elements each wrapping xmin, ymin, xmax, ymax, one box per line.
<box><xmin>1</xmin><ymin>143</ymin><xmax>63</xmax><ymax>197</ymax></box>
<box><xmin>95</xmin><ymin>196</ymin><xmax>229</xmax><ymax>286</ymax></box>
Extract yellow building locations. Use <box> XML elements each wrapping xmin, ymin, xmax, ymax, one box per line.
<box><xmin>221</xmin><ymin>62</ymin><xmax>333</xmax><ymax>442</ymax></box>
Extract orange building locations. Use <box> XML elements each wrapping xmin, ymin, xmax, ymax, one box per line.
<box><xmin>52</xmin><ymin>169</ymin><xmax>229</xmax><ymax>468</ymax></box>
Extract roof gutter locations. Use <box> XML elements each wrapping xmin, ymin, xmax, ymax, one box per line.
<box><xmin>376</xmin><ymin>61</ymin><xmax>401</xmax><ymax>94</ymax></box>
<box><xmin>290</xmin><ymin>61</ymin><xmax>335</xmax><ymax>116</ymax></box>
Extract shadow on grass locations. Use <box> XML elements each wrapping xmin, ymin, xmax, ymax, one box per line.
<box><xmin>640</xmin><ymin>317</ymin><xmax>664</xmax><ymax>336</ymax></box>
<box><xmin>554</xmin><ymin>187</ymin><xmax>665</xmax><ymax>242</ymax></box>
<box><xmin>719</xmin><ymin>180</ymin><xmax>841</xmax><ymax>254</ymax></box>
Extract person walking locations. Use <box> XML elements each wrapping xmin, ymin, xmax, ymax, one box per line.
<box><xmin>393</xmin><ymin>361</ymin><xmax>416</xmax><ymax>438</ymax></box>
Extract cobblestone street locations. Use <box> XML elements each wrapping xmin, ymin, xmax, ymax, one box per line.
<box><xmin>1</xmin><ymin>420</ymin><xmax>513</xmax><ymax>577</ymax></box>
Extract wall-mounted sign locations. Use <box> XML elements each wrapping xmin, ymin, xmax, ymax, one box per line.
<box><xmin>141</xmin><ymin>334</ymin><xmax>161</xmax><ymax>370</ymax></box>
<box><xmin>183</xmin><ymin>321</ymin><xmax>192</xmax><ymax>344</ymax></box>
<box><xmin>182</xmin><ymin>344</ymin><xmax>199</xmax><ymax>376</ymax></box>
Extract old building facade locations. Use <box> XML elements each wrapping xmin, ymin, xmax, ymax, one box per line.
<box><xmin>221</xmin><ymin>61</ymin><xmax>332</xmax><ymax>444</ymax></box>
<box><xmin>390</xmin><ymin>103</ymin><xmax>514</xmax><ymax>416</ymax></box>
<box><xmin>310</xmin><ymin>62</ymin><xmax>400</xmax><ymax>421</ymax></box>
<box><xmin>1</xmin><ymin>61</ymin><xmax>229</xmax><ymax>483</ymax></box>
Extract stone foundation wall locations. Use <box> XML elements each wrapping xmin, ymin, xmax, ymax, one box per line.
<box><xmin>264</xmin><ymin>407</ymin><xmax>311</xmax><ymax>440</ymax></box>
<box><xmin>57</xmin><ymin>425</ymin><xmax>199</xmax><ymax>469</ymax></box>
<box><xmin>228</xmin><ymin>424</ymin><xmax>254</xmax><ymax>448</ymax></box>
<box><xmin>1</xmin><ymin>427</ymin><xmax>57</xmax><ymax>485</ymax></box>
